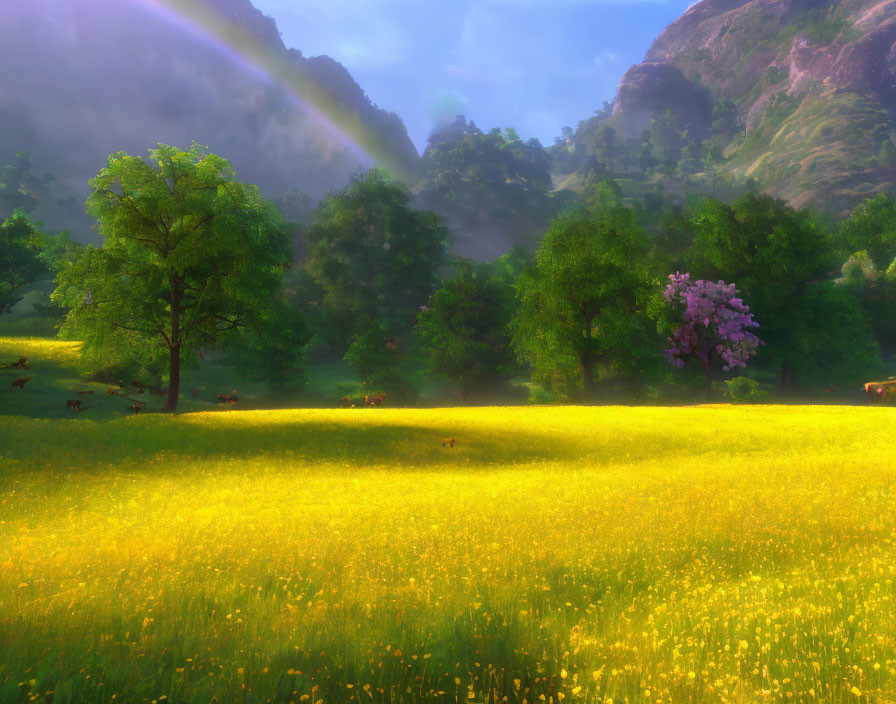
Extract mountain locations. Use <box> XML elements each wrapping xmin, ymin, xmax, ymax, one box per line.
<box><xmin>0</xmin><ymin>0</ymin><xmax>420</xmax><ymax>241</ymax></box>
<box><xmin>566</xmin><ymin>0</ymin><xmax>896</xmax><ymax>214</ymax></box>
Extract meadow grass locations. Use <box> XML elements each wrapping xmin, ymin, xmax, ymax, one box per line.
<box><xmin>1</xmin><ymin>404</ymin><xmax>895</xmax><ymax>704</ymax></box>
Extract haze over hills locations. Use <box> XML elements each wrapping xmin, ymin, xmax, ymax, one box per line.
<box><xmin>0</xmin><ymin>0</ymin><xmax>419</xmax><ymax>242</ymax></box>
<box><xmin>5</xmin><ymin>0</ymin><xmax>896</xmax><ymax>255</ymax></box>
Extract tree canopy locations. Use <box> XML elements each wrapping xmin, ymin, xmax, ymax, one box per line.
<box><xmin>304</xmin><ymin>168</ymin><xmax>450</xmax><ymax>349</ymax></box>
<box><xmin>52</xmin><ymin>142</ymin><xmax>290</xmax><ymax>411</ymax></box>
<box><xmin>512</xmin><ymin>204</ymin><xmax>658</xmax><ymax>399</ymax></box>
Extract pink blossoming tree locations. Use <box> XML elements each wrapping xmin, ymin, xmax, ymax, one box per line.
<box><xmin>664</xmin><ymin>272</ymin><xmax>763</xmax><ymax>395</ymax></box>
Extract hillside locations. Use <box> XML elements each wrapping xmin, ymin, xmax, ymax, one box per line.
<box><xmin>563</xmin><ymin>0</ymin><xmax>896</xmax><ymax>214</ymax></box>
<box><xmin>0</xmin><ymin>0</ymin><xmax>420</xmax><ymax>242</ymax></box>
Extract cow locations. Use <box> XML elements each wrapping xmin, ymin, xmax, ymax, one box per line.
<box><xmin>217</xmin><ymin>391</ymin><xmax>238</xmax><ymax>407</ymax></box>
<box><xmin>365</xmin><ymin>393</ymin><xmax>386</xmax><ymax>407</ymax></box>
<box><xmin>441</xmin><ymin>438</ymin><xmax>457</xmax><ymax>448</ymax></box>
<box><xmin>0</xmin><ymin>357</ymin><xmax>29</xmax><ymax>370</ymax></box>
<box><xmin>11</xmin><ymin>377</ymin><xmax>32</xmax><ymax>390</ymax></box>
<box><xmin>864</xmin><ymin>380</ymin><xmax>896</xmax><ymax>403</ymax></box>
<box><xmin>66</xmin><ymin>399</ymin><xmax>82</xmax><ymax>410</ymax></box>
<box><xmin>130</xmin><ymin>400</ymin><xmax>146</xmax><ymax>414</ymax></box>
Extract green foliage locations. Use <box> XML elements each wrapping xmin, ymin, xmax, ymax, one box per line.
<box><xmin>304</xmin><ymin>169</ymin><xmax>450</xmax><ymax>349</ymax></box>
<box><xmin>723</xmin><ymin>376</ymin><xmax>768</xmax><ymax>404</ymax></box>
<box><xmin>415</xmin><ymin>259</ymin><xmax>517</xmax><ymax>399</ymax></box>
<box><xmin>344</xmin><ymin>316</ymin><xmax>417</xmax><ymax>403</ymax></box>
<box><xmin>52</xmin><ymin>142</ymin><xmax>290</xmax><ymax>411</ymax></box>
<box><xmin>512</xmin><ymin>204</ymin><xmax>659</xmax><ymax>399</ymax></box>
<box><xmin>0</xmin><ymin>210</ymin><xmax>47</xmax><ymax>314</ymax></box>
<box><xmin>417</xmin><ymin>116</ymin><xmax>556</xmax><ymax>255</ymax></box>
<box><xmin>687</xmin><ymin>194</ymin><xmax>834</xmax><ymax>386</ymax></box>
<box><xmin>790</xmin><ymin>282</ymin><xmax>884</xmax><ymax>389</ymax></box>
<box><xmin>223</xmin><ymin>296</ymin><xmax>309</xmax><ymax>395</ymax></box>
<box><xmin>835</xmin><ymin>193</ymin><xmax>896</xmax><ymax>270</ymax></box>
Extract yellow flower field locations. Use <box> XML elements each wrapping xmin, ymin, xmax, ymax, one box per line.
<box><xmin>1</xmin><ymin>405</ymin><xmax>895</xmax><ymax>704</ymax></box>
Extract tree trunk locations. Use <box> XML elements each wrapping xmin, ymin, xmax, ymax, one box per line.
<box><xmin>579</xmin><ymin>357</ymin><xmax>596</xmax><ymax>399</ymax></box>
<box><xmin>163</xmin><ymin>275</ymin><xmax>182</xmax><ymax>413</ymax></box>
<box><xmin>701</xmin><ymin>355</ymin><xmax>713</xmax><ymax>399</ymax></box>
<box><xmin>164</xmin><ymin>344</ymin><xmax>181</xmax><ymax>412</ymax></box>
<box><xmin>781</xmin><ymin>361</ymin><xmax>792</xmax><ymax>390</ymax></box>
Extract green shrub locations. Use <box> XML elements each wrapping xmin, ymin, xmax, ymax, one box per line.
<box><xmin>724</xmin><ymin>376</ymin><xmax>769</xmax><ymax>404</ymax></box>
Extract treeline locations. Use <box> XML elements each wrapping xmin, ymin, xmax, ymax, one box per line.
<box><xmin>3</xmin><ymin>143</ymin><xmax>896</xmax><ymax>409</ymax></box>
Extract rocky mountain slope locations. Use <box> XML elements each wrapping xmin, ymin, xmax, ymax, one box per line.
<box><xmin>604</xmin><ymin>0</ymin><xmax>896</xmax><ymax>212</ymax></box>
<box><xmin>0</xmin><ymin>0</ymin><xmax>420</xmax><ymax>241</ymax></box>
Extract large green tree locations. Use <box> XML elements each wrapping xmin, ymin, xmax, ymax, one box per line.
<box><xmin>687</xmin><ymin>194</ymin><xmax>835</xmax><ymax>388</ymax></box>
<box><xmin>304</xmin><ymin>168</ymin><xmax>450</xmax><ymax>349</ymax></box>
<box><xmin>52</xmin><ymin>143</ymin><xmax>290</xmax><ymax>411</ymax></box>
<box><xmin>512</xmin><ymin>205</ymin><xmax>657</xmax><ymax>399</ymax></box>
<box><xmin>416</xmin><ymin>258</ymin><xmax>520</xmax><ymax>399</ymax></box>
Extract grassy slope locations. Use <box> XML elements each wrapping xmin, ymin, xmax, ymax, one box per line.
<box><xmin>2</xmin><ymin>395</ymin><xmax>896</xmax><ymax>701</ymax></box>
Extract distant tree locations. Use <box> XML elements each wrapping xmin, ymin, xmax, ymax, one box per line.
<box><xmin>649</xmin><ymin>110</ymin><xmax>683</xmax><ymax>167</ymax></box>
<box><xmin>52</xmin><ymin>142</ymin><xmax>290</xmax><ymax>412</ymax></box>
<box><xmin>512</xmin><ymin>205</ymin><xmax>657</xmax><ymax>399</ymax></box>
<box><xmin>223</xmin><ymin>296</ymin><xmax>309</xmax><ymax>395</ymax></box>
<box><xmin>304</xmin><ymin>168</ymin><xmax>450</xmax><ymax>349</ymax></box>
<box><xmin>0</xmin><ymin>151</ymin><xmax>53</xmax><ymax>218</ymax></box>
<box><xmin>687</xmin><ymin>194</ymin><xmax>833</xmax><ymax>388</ymax></box>
<box><xmin>789</xmin><ymin>281</ymin><xmax>884</xmax><ymax>390</ymax></box>
<box><xmin>344</xmin><ymin>315</ymin><xmax>416</xmax><ymax>403</ymax></box>
<box><xmin>416</xmin><ymin>119</ymin><xmax>556</xmax><ymax>256</ymax></box>
<box><xmin>416</xmin><ymin>259</ymin><xmax>518</xmax><ymax>399</ymax></box>
<box><xmin>662</xmin><ymin>273</ymin><xmax>763</xmax><ymax>395</ymax></box>
<box><xmin>836</xmin><ymin>193</ymin><xmax>896</xmax><ymax>270</ymax></box>
<box><xmin>0</xmin><ymin>210</ymin><xmax>47</xmax><ymax>314</ymax></box>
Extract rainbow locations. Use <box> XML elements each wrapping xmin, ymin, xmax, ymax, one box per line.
<box><xmin>128</xmin><ymin>0</ymin><xmax>415</xmax><ymax>182</ymax></box>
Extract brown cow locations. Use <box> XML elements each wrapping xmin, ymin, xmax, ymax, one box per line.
<box><xmin>864</xmin><ymin>380</ymin><xmax>896</xmax><ymax>403</ymax></box>
<box><xmin>217</xmin><ymin>392</ymin><xmax>238</xmax><ymax>407</ymax></box>
<box><xmin>365</xmin><ymin>393</ymin><xmax>386</xmax><ymax>407</ymax></box>
<box><xmin>0</xmin><ymin>357</ymin><xmax>29</xmax><ymax>370</ymax></box>
<box><xmin>12</xmin><ymin>377</ymin><xmax>32</xmax><ymax>390</ymax></box>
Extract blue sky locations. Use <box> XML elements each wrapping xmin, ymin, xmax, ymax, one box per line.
<box><xmin>250</xmin><ymin>0</ymin><xmax>697</xmax><ymax>153</ymax></box>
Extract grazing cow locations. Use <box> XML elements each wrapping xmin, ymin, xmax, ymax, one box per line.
<box><xmin>441</xmin><ymin>438</ymin><xmax>457</xmax><ymax>448</ymax></box>
<box><xmin>864</xmin><ymin>380</ymin><xmax>896</xmax><ymax>403</ymax></box>
<box><xmin>66</xmin><ymin>399</ymin><xmax>82</xmax><ymax>410</ymax></box>
<box><xmin>365</xmin><ymin>393</ymin><xmax>386</xmax><ymax>407</ymax></box>
<box><xmin>0</xmin><ymin>357</ymin><xmax>29</xmax><ymax>370</ymax></box>
<box><xmin>217</xmin><ymin>391</ymin><xmax>238</xmax><ymax>407</ymax></box>
<box><xmin>11</xmin><ymin>377</ymin><xmax>32</xmax><ymax>390</ymax></box>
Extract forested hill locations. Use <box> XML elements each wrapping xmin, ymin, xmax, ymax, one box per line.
<box><xmin>555</xmin><ymin>0</ymin><xmax>896</xmax><ymax>214</ymax></box>
<box><xmin>0</xmin><ymin>0</ymin><xmax>420</xmax><ymax>243</ymax></box>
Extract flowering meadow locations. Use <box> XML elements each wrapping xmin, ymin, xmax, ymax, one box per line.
<box><xmin>1</xmin><ymin>404</ymin><xmax>895</xmax><ymax>704</ymax></box>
